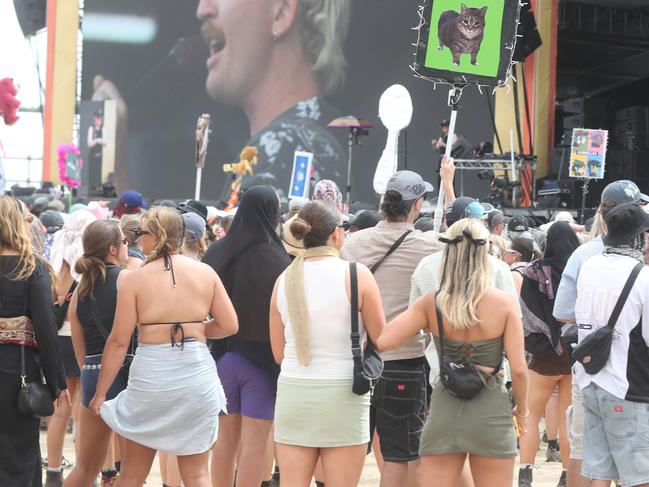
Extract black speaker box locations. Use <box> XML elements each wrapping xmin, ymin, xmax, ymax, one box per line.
<box><xmin>616</xmin><ymin>106</ymin><xmax>649</xmax><ymax>122</ymax></box>
<box><xmin>563</xmin><ymin>113</ymin><xmax>606</xmax><ymax>130</ymax></box>
<box><xmin>563</xmin><ymin>97</ymin><xmax>608</xmax><ymax>116</ymax></box>
<box><xmin>513</xmin><ymin>2</ymin><xmax>543</xmax><ymax>62</ymax></box>
<box><xmin>551</xmin><ymin>146</ymin><xmax>570</xmax><ymax>179</ymax></box>
<box><xmin>536</xmin><ymin>179</ymin><xmax>581</xmax><ymax>209</ymax></box>
<box><xmin>607</xmin><ymin>149</ymin><xmax>649</xmax><ymax>181</ymax></box>
<box><xmin>13</xmin><ymin>0</ymin><xmax>47</xmax><ymax>38</ymax></box>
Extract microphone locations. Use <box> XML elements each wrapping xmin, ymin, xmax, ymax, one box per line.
<box><xmin>169</xmin><ymin>36</ymin><xmax>205</xmax><ymax>67</ymax></box>
<box><xmin>123</xmin><ymin>36</ymin><xmax>206</xmax><ymax>102</ymax></box>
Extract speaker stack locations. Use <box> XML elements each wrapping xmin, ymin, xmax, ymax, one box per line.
<box><xmin>561</xmin><ymin>97</ymin><xmax>608</xmax><ymax>143</ymax></box>
<box><xmin>541</xmin><ymin>97</ymin><xmax>609</xmax><ymax>209</ymax></box>
<box><xmin>513</xmin><ymin>2</ymin><xmax>543</xmax><ymax>62</ymax></box>
<box><xmin>13</xmin><ymin>0</ymin><xmax>47</xmax><ymax>38</ymax></box>
<box><xmin>614</xmin><ymin>106</ymin><xmax>649</xmax><ymax>152</ymax></box>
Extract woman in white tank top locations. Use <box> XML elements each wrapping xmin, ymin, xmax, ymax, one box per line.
<box><xmin>270</xmin><ymin>200</ymin><xmax>385</xmax><ymax>487</ymax></box>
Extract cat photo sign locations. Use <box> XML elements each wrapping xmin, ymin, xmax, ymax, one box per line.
<box><xmin>413</xmin><ymin>0</ymin><xmax>521</xmax><ymax>86</ymax></box>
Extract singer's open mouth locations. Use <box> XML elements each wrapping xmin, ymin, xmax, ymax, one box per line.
<box><xmin>201</xmin><ymin>23</ymin><xmax>226</xmax><ymax>58</ymax></box>
<box><xmin>208</xmin><ymin>38</ymin><xmax>225</xmax><ymax>56</ymax></box>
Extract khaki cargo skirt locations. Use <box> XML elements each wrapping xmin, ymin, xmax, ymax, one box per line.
<box><xmin>420</xmin><ymin>379</ymin><xmax>517</xmax><ymax>458</ymax></box>
<box><xmin>274</xmin><ymin>376</ymin><xmax>370</xmax><ymax>448</ymax></box>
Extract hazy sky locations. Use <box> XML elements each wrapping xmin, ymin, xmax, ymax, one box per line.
<box><xmin>0</xmin><ymin>0</ymin><xmax>48</xmax><ymax>184</ymax></box>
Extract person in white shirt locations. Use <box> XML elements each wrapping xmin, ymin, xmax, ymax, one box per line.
<box><xmin>554</xmin><ymin>179</ymin><xmax>649</xmax><ymax>487</ymax></box>
<box><xmin>575</xmin><ymin>203</ymin><xmax>649</xmax><ymax>487</ymax></box>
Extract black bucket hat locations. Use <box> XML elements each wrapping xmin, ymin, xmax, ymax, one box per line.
<box><xmin>603</xmin><ymin>203</ymin><xmax>649</xmax><ymax>246</ymax></box>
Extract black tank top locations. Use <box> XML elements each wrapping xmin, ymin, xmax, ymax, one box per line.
<box><xmin>76</xmin><ymin>265</ymin><xmax>123</xmax><ymax>356</ymax></box>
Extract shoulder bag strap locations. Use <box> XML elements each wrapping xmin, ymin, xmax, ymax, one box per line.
<box><xmin>90</xmin><ymin>299</ymin><xmax>110</xmax><ymax>342</ymax></box>
<box><xmin>434</xmin><ymin>292</ymin><xmax>446</xmax><ymax>371</ymax></box>
<box><xmin>606</xmin><ymin>262</ymin><xmax>644</xmax><ymax>330</ymax></box>
<box><xmin>370</xmin><ymin>230</ymin><xmax>412</xmax><ymax>274</ymax></box>
<box><xmin>20</xmin><ymin>279</ymin><xmax>29</xmax><ymax>382</ymax></box>
<box><xmin>54</xmin><ymin>281</ymin><xmax>78</xmax><ymax>329</ymax></box>
<box><xmin>349</xmin><ymin>262</ymin><xmax>362</xmax><ymax>365</ymax></box>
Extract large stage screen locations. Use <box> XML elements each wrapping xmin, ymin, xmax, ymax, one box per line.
<box><xmin>80</xmin><ymin>0</ymin><xmax>496</xmax><ymax>205</ymax></box>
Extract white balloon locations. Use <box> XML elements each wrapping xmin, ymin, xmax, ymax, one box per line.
<box><xmin>379</xmin><ymin>84</ymin><xmax>413</xmax><ymax>131</ymax></box>
<box><xmin>373</xmin><ymin>84</ymin><xmax>413</xmax><ymax>195</ymax></box>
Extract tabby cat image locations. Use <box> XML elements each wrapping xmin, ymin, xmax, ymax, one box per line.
<box><xmin>438</xmin><ymin>4</ymin><xmax>488</xmax><ymax>66</ymax></box>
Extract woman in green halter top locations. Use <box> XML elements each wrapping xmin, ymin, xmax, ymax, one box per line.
<box><xmin>377</xmin><ymin>218</ymin><xmax>529</xmax><ymax>487</ymax></box>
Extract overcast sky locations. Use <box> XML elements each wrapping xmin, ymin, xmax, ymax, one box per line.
<box><xmin>0</xmin><ymin>0</ymin><xmax>49</xmax><ymax>184</ymax></box>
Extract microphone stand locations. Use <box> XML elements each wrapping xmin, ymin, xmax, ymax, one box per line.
<box><xmin>346</xmin><ymin>127</ymin><xmax>369</xmax><ymax>207</ymax></box>
<box><xmin>580</xmin><ymin>178</ymin><xmax>590</xmax><ymax>225</ymax></box>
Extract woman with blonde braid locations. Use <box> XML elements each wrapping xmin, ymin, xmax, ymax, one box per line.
<box><xmin>378</xmin><ymin>218</ymin><xmax>528</xmax><ymax>487</ymax></box>
<box><xmin>269</xmin><ymin>200</ymin><xmax>385</xmax><ymax>487</ymax></box>
<box><xmin>90</xmin><ymin>207</ymin><xmax>238</xmax><ymax>487</ymax></box>
<box><xmin>0</xmin><ymin>196</ymin><xmax>70</xmax><ymax>486</ymax></box>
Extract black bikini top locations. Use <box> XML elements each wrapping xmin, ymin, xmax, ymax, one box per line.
<box><xmin>139</xmin><ymin>320</ymin><xmax>204</xmax><ymax>350</ymax></box>
<box><xmin>139</xmin><ymin>253</ymin><xmax>203</xmax><ymax>349</ymax></box>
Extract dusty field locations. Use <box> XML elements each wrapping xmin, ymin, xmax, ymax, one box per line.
<box><xmin>41</xmin><ymin>431</ymin><xmax>564</xmax><ymax>486</ymax></box>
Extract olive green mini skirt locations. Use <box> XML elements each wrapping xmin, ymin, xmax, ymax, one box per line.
<box><xmin>419</xmin><ymin>379</ymin><xmax>517</xmax><ymax>458</ymax></box>
<box><xmin>274</xmin><ymin>376</ymin><xmax>370</xmax><ymax>448</ymax></box>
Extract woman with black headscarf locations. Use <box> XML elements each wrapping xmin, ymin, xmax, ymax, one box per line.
<box><xmin>518</xmin><ymin>221</ymin><xmax>580</xmax><ymax>487</ymax></box>
<box><xmin>202</xmin><ymin>186</ymin><xmax>290</xmax><ymax>487</ymax></box>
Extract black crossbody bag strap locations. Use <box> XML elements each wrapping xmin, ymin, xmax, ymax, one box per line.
<box><xmin>90</xmin><ymin>299</ymin><xmax>109</xmax><ymax>342</ymax></box>
<box><xmin>370</xmin><ymin>230</ymin><xmax>412</xmax><ymax>274</ymax></box>
<box><xmin>606</xmin><ymin>262</ymin><xmax>644</xmax><ymax>330</ymax></box>
<box><xmin>20</xmin><ymin>281</ymin><xmax>28</xmax><ymax>381</ymax></box>
<box><xmin>350</xmin><ymin>262</ymin><xmax>362</xmax><ymax>363</ymax></box>
<box><xmin>90</xmin><ymin>299</ymin><xmax>135</xmax><ymax>355</ymax></box>
<box><xmin>54</xmin><ymin>281</ymin><xmax>78</xmax><ymax>330</ymax></box>
<box><xmin>434</xmin><ymin>292</ymin><xmax>446</xmax><ymax>371</ymax></box>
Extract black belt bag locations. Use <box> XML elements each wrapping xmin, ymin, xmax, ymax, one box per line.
<box><xmin>435</xmin><ymin>295</ymin><xmax>501</xmax><ymax>400</ymax></box>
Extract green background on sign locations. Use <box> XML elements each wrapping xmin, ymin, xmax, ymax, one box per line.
<box><xmin>425</xmin><ymin>0</ymin><xmax>505</xmax><ymax>77</ymax></box>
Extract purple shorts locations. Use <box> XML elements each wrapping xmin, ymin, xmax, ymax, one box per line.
<box><xmin>217</xmin><ymin>352</ymin><xmax>277</xmax><ymax>420</ymax></box>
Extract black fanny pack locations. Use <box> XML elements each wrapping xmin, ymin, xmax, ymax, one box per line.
<box><xmin>524</xmin><ymin>332</ymin><xmax>555</xmax><ymax>355</ymax></box>
<box><xmin>435</xmin><ymin>296</ymin><xmax>501</xmax><ymax>400</ymax></box>
<box><xmin>573</xmin><ymin>262</ymin><xmax>643</xmax><ymax>375</ymax></box>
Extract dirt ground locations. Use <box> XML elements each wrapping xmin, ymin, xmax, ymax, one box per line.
<box><xmin>42</xmin><ymin>431</ymin><xmax>564</xmax><ymax>486</ymax></box>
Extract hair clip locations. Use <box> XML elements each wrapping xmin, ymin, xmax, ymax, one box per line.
<box><xmin>462</xmin><ymin>229</ymin><xmax>487</xmax><ymax>246</ymax></box>
<box><xmin>439</xmin><ymin>235</ymin><xmax>463</xmax><ymax>245</ymax></box>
